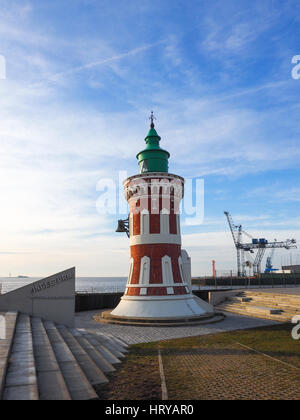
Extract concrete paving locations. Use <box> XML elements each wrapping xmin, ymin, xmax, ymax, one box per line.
<box><xmin>75</xmin><ymin>310</ymin><xmax>279</xmax><ymax>345</ymax></box>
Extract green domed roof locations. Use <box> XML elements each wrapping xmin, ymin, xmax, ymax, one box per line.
<box><xmin>136</xmin><ymin>115</ymin><xmax>170</xmax><ymax>174</ymax></box>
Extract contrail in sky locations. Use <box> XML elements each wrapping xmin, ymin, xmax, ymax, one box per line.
<box><xmin>47</xmin><ymin>40</ymin><xmax>166</xmax><ymax>83</ymax></box>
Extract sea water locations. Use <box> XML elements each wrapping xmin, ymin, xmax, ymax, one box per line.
<box><xmin>0</xmin><ymin>276</ymin><xmax>127</xmax><ymax>294</ymax></box>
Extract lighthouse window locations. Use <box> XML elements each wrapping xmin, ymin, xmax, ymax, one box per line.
<box><xmin>160</xmin><ymin>209</ymin><xmax>170</xmax><ymax>234</ymax></box>
<box><xmin>162</xmin><ymin>255</ymin><xmax>174</xmax><ymax>285</ymax></box>
<box><xmin>141</xmin><ymin>210</ymin><xmax>149</xmax><ymax>235</ymax></box>
<box><xmin>128</xmin><ymin>258</ymin><xmax>134</xmax><ymax>284</ymax></box>
<box><xmin>139</xmin><ymin>256</ymin><xmax>150</xmax><ymax>285</ymax></box>
<box><xmin>176</xmin><ymin>214</ymin><xmax>181</xmax><ymax>235</ymax></box>
<box><xmin>140</xmin><ymin>160</ymin><xmax>148</xmax><ymax>173</ymax></box>
<box><xmin>164</xmin><ymin>262</ymin><xmax>171</xmax><ymax>284</ymax></box>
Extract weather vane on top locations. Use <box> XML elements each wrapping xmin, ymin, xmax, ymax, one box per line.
<box><xmin>149</xmin><ymin>110</ymin><xmax>156</xmax><ymax>128</ymax></box>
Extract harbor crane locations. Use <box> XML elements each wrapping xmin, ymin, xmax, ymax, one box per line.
<box><xmin>224</xmin><ymin>211</ymin><xmax>297</xmax><ymax>276</ymax></box>
<box><xmin>265</xmin><ymin>244</ymin><xmax>277</xmax><ymax>273</ymax></box>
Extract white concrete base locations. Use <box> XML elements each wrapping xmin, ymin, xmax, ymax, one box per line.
<box><xmin>111</xmin><ymin>293</ymin><xmax>214</xmax><ymax>319</ymax></box>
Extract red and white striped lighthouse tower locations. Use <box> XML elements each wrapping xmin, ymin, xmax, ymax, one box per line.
<box><xmin>105</xmin><ymin>114</ymin><xmax>215</xmax><ymax>324</ymax></box>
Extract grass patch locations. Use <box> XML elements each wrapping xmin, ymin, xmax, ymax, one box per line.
<box><xmin>95</xmin><ymin>342</ymin><xmax>161</xmax><ymax>400</ymax></box>
<box><xmin>228</xmin><ymin>323</ymin><xmax>300</xmax><ymax>368</ymax></box>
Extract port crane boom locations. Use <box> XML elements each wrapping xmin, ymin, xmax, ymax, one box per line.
<box><xmin>224</xmin><ymin>211</ymin><xmax>244</xmax><ymax>276</ymax></box>
<box><xmin>224</xmin><ymin>211</ymin><xmax>297</xmax><ymax>276</ymax></box>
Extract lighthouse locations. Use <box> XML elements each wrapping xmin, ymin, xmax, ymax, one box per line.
<box><xmin>103</xmin><ymin>114</ymin><xmax>216</xmax><ymax>325</ymax></box>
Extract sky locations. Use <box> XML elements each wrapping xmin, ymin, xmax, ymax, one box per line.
<box><xmin>0</xmin><ymin>0</ymin><xmax>300</xmax><ymax>277</ymax></box>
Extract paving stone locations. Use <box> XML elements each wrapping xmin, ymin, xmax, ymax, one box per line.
<box><xmin>161</xmin><ymin>342</ymin><xmax>300</xmax><ymax>400</ymax></box>
<box><xmin>75</xmin><ymin>310</ymin><xmax>278</xmax><ymax>344</ymax></box>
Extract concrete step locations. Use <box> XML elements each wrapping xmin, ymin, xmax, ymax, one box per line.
<box><xmin>224</xmin><ymin>301</ymin><xmax>297</xmax><ymax>314</ymax></box>
<box><xmin>221</xmin><ymin>303</ymin><xmax>298</xmax><ymax>318</ymax></box>
<box><xmin>95</xmin><ymin>333</ymin><xmax>127</xmax><ymax>358</ymax></box>
<box><xmin>243</xmin><ymin>296</ymin><xmax>300</xmax><ymax>305</ymax></box>
<box><xmin>221</xmin><ymin>303</ymin><xmax>282</xmax><ymax>315</ymax></box>
<box><xmin>103</xmin><ymin>334</ymin><xmax>129</xmax><ymax>352</ymax></box>
<box><xmin>56</xmin><ymin>325</ymin><xmax>108</xmax><ymax>387</ymax></box>
<box><xmin>220</xmin><ymin>309</ymin><xmax>292</xmax><ymax>322</ymax></box>
<box><xmin>219</xmin><ymin>290</ymin><xmax>300</xmax><ymax>322</ymax></box>
<box><xmin>3</xmin><ymin>314</ymin><xmax>39</xmax><ymax>400</ymax></box>
<box><xmin>242</xmin><ymin>292</ymin><xmax>300</xmax><ymax>303</ymax></box>
<box><xmin>78</xmin><ymin>331</ymin><xmax>122</xmax><ymax>365</ymax></box>
<box><xmin>0</xmin><ymin>313</ymin><xmax>129</xmax><ymax>400</ymax></box>
<box><xmin>238</xmin><ymin>300</ymin><xmax>300</xmax><ymax>311</ymax></box>
<box><xmin>69</xmin><ymin>329</ymin><xmax>117</xmax><ymax>373</ymax></box>
<box><xmin>43</xmin><ymin>321</ymin><xmax>98</xmax><ymax>400</ymax></box>
<box><xmin>110</xmin><ymin>335</ymin><xmax>130</xmax><ymax>348</ymax></box>
<box><xmin>217</xmin><ymin>304</ymin><xmax>292</xmax><ymax>322</ymax></box>
<box><xmin>0</xmin><ymin>312</ymin><xmax>18</xmax><ymax>399</ymax></box>
<box><xmin>31</xmin><ymin>317</ymin><xmax>71</xmax><ymax>400</ymax></box>
<box><xmin>233</xmin><ymin>297</ymin><xmax>253</xmax><ymax>303</ymax></box>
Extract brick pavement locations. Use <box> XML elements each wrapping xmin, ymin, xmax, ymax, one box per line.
<box><xmin>162</xmin><ymin>341</ymin><xmax>300</xmax><ymax>400</ymax></box>
<box><xmin>75</xmin><ymin>310</ymin><xmax>278</xmax><ymax>344</ymax></box>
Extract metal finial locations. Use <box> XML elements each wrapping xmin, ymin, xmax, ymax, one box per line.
<box><xmin>149</xmin><ymin>111</ymin><xmax>156</xmax><ymax>128</ymax></box>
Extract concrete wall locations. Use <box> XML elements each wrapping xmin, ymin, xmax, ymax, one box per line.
<box><xmin>192</xmin><ymin>290</ymin><xmax>209</xmax><ymax>302</ymax></box>
<box><xmin>0</xmin><ymin>268</ymin><xmax>75</xmax><ymax>327</ymax></box>
<box><xmin>208</xmin><ymin>290</ymin><xmax>240</xmax><ymax>306</ymax></box>
<box><xmin>75</xmin><ymin>292</ymin><xmax>123</xmax><ymax>312</ymax></box>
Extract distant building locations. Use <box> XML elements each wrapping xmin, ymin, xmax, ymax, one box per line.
<box><xmin>282</xmin><ymin>265</ymin><xmax>300</xmax><ymax>274</ymax></box>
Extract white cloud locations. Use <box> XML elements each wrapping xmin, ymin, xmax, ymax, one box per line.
<box><xmin>200</xmin><ymin>3</ymin><xmax>280</xmax><ymax>54</ymax></box>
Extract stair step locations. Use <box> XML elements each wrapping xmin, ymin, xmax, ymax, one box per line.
<box><xmin>56</xmin><ymin>325</ymin><xmax>108</xmax><ymax>386</ymax></box>
<box><xmin>221</xmin><ymin>303</ymin><xmax>283</xmax><ymax>313</ymax></box>
<box><xmin>242</xmin><ymin>298</ymin><xmax>300</xmax><ymax>305</ymax></box>
<box><xmin>104</xmin><ymin>334</ymin><xmax>129</xmax><ymax>352</ymax></box>
<box><xmin>43</xmin><ymin>321</ymin><xmax>98</xmax><ymax>400</ymax></box>
<box><xmin>110</xmin><ymin>335</ymin><xmax>130</xmax><ymax>348</ymax></box>
<box><xmin>231</xmin><ymin>302</ymin><xmax>300</xmax><ymax>313</ymax></box>
<box><xmin>3</xmin><ymin>314</ymin><xmax>39</xmax><ymax>400</ymax></box>
<box><xmin>234</xmin><ymin>297</ymin><xmax>253</xmax><ymax>303</ymax></box>
<box><xmin>95</xmin><ymin>334</ymin><xmax>126</xmax><ymax>358</ymax></box>
<box><xmin>78</xmin><ymin>331</ymin><xmax>122</xmax><ymax>365</ymax></box>
<box><xmin>243</xmin><ymin>293</ymin><xmax>300</xmax><ymax>302</ymax></box>
<box><xmin>1</xmin><ymin>312</ymin><xmax>129</xmax><ymax>400</ymax></box>
<box><xmin>218</xmin><ymin>290</ymin><xmax>300</xmax><ymax>323</ymax></box>
<box><xmin>0</xmin><ymin>312</ymin><xmax>18</xmax><ymax>399</ymax></box>
<box><xmin>31</xmin><ymin>317</ymin><xmax>71</xmax><ymax>400</ymax></box>
<box><xmin>245</xmin><ymin>297</ymin><xmax>300</xmax><ymax>305</ymax></box>
<box><xmin>69</xmin><ymin>329</ymin><xmax>116</xmax><ymax>373</ymax></box>
<box><xmin>217</xmin><ymin>305</ymin><xmax>292</xmax><ymax>322</ymax></box>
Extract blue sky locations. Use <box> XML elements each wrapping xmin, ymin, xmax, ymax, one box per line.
<box><xmin>0</xmin><ymin>0</ymin><xmax>300</xmax><ymax>276</ymax></box>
